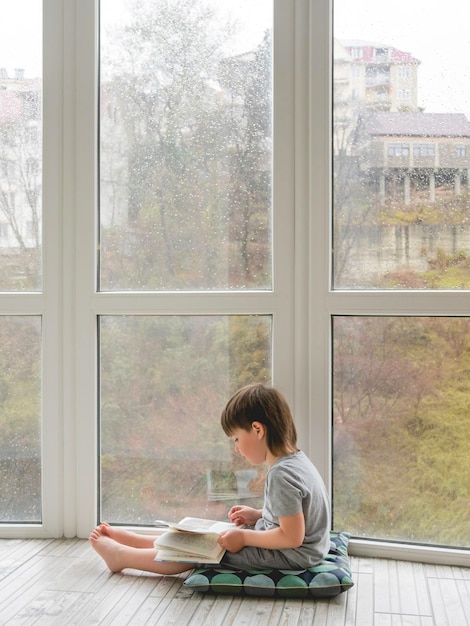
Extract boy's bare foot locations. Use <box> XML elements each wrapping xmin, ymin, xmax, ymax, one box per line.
<box><xmin>96</xmin><ymin>522</ymin><xmax>156</xmax><ymax>549</ymax></box>
<box><xmin>99</xmin><ymin>522</ymin><xmax>134</xmax><ymax>544</ymax></box>
<box><xmin>89</xmin><ymin>528</ymin><xmax>126</xmax><ymax>573</ymax></box>
<box><xmin>89</xmin><ymin>525</ymin><xmax>194</xmax><ymax>577</ymax></box>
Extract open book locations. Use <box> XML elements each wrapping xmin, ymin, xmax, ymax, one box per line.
<box><xmin>153</xmin><ymin>517</ymin><xmax>235</xmax><ymax>564</ymax></box>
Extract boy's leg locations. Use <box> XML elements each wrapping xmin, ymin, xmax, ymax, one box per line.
<box><xmin>89</xmin><ymin>528</ymin><xmax>192</xmax><ymax>575</ymax></box>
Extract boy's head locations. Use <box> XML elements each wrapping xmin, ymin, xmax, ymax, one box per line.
<box><xmin>221</xmin><ymin>383</ymin><xmax>298</xmax><ymax>457</ymax></box>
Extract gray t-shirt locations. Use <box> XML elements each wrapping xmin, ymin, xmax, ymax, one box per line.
<box><xmin>220</xmin><ymin>451</ymin><xmax>331</xmax><ymax>570</ymax></box>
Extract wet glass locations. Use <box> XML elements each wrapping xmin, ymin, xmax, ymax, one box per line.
<box><xmin>333</xmin><ymin>0</ymin><xmax>470</xmax><ymax>289</ymax></box>
<box><xmin>99</xmin><ymin>0</ymin><xmax>273</xmax><ymax>291</ymax></box>
<box><xmin>332</xmin><ymin>316</ymin><xmax>470</xmax><ymax>548</ymax></box>
<box><xmin>0</xmin><ymin>2</ymin><xmax>42</xmax><ymax>291</ymax></box>
<box><xmin>99</xmin><ymin>315</ymin><xmax>271</xmax><ymax>524</ymax></box>
<box><xmin>0</xmin><ymin>317</ymin><xmax>41</xmax><ymax>522</ymax></box>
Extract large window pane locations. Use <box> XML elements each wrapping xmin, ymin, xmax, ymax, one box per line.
<box><xmin>333</xmin><ymin>0</ymin><xmax>470</xmax><ymax>289</ymax></box>
<box><xmin>333</xmin><ymin>316</ymin><xmax>470</xmax><ymax>548</ymax></box>
<box><xmin>0</xmin><ymin>317</ymin><xmax>41</xmax><ymax>523</ymax></box>
<box><xmin>0</xmin><ymin>2</ymin><xmax>42</xmax><ymax>291</ymax></box>
<box><xmin>99</xmin><ymin>315</ymin><xmax>271</xmax><ymax>524</ymax></box>
<box><xmin>99</xmin><ymin>0</ymin><xmax>272</xmax><ymax>291</ymax></box>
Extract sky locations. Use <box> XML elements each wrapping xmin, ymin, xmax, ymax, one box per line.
<box><xmin>2</xmin><ymin>0</ymin><xmax>469</xmax><ymax>117</ymax></box>
<box><xmin>0</xmin><ymin>0</ymin><xmax>271</xmax><ymax>79</ymax></box>
<box><xmin>334</xmin><ymin>0</ymin><xmax>470</xmax><ymax>117</ymax></box>
<box><xmin>101</xmin><ymin>0</ymin><xmax>271</xmax><ymax>56</ymax></box>
<box><xmin>0</xmin><ymin>1</ymin><xmax>41</xmax><ymax>78</ymax></box>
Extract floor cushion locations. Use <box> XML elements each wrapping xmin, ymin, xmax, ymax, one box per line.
<box><xmin>183</xmin><ymin>531</ymin><xmax>354</xmax><ymax>598</ymax></box>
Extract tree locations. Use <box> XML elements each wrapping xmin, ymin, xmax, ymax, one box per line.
<box><xmin>100</xmin><ymin>0</ymin><xmax>272</xmax><ymax>290</ymax></box>
<box><xmin>0</xmin><ymin>83</ymin><xmax>41</xmax><ymax>289</ymax></box>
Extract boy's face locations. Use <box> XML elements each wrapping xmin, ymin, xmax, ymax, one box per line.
<box><xmin>229</xmin><ymin>422</ymin><xmax>267</xmax><ymax>466</ymax></box>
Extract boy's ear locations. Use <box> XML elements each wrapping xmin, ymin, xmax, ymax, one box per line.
<box><xmin>251</xmin><ymin>421</ymin><xmax>265</xmax><ymax>439</ymax></box>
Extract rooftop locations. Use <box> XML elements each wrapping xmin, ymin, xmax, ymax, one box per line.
<box><xmin>361</xmin><ymin>112</ymin><xmax>470</xmax><ymax>138</ymax></box>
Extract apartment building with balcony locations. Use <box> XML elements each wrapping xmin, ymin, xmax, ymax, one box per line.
<box><xmin>340</xmin><ymin>39</ymin><xmax>420</xmax><ymax>112</ymax></box>
<box><xmin>334</xmin><ymin>41</ymin><xmax>470</xmax><ymax>203</ymax></box>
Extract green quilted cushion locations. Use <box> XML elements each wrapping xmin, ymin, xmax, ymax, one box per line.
<box><xmin>183</xmin><ymin>531</ymin><xmax>354</xmax><ymax>599</ymax></box>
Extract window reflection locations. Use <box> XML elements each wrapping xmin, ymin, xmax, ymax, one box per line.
<box><xmin>0</xmin><ymin>2</ymin><xmax>42</xmax><ymax>291</ymax></box>
<box><xmin>99</xmin><ymin>315</ymin><xmax>271</xmax><ymax>524</ymax></box>
<box><xmin>333</xmin><ymin>316</ymin><xmax>470</xmax><ymax>548</ymax></box>
<box><xmin>0</xmin><ymin>317</ymin><xmax>41</xmax><ymax>523</ymax></box>
<box><xmin>334</xmin><ymin>1</ymin><xmax>470</xmax><ymax>289</ymax></box>
<box><xmin>99</xmin><ymin>0</ymin><xmax>273</xmax><ymax>291</ymax></box>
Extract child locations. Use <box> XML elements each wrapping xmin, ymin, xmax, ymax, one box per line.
<box><xmin>89</xmin><ymin>383</ymin><xmax>330</xmax><ymax>574</ymax></box>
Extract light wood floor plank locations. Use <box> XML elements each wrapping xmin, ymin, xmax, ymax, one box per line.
<box><xmin>98</xmin><ymin>575</ymin><xmax>161</xmax><ymax>625</ymax></box>
<box><xmin>429</xmin><ymin>576</ymin><xmax>469</xmax><ymax>626</ymax></box>
<box><xmin>457</xmin><ymin>579</ymin><xmax>470</xmax><ymax>625</ymax></box>
<box><xmin>264</xmin><ymin>599</ymin><xmax>292</xmax><ymax>626</ymax></box>
<box><xmin>411</xmin><ymin>563</ymin><xmax>433</xmax><ymax>617</ymax></box>
<box><xmin>189</xmin><ymin>594</ymin><xmax>239</xmax><ymax>626</ymax></box>
<box><xmin>343</xmin><ymin>579</ymin><xmax>358</xmax><ymax>626</ymax></box>
<box><xmin>128</xmin><ymin>594</ymin><xmax>171</xmax><ymax>624</ymax></box>
<box><xmin>355</xmin><ymin>572</ymin><xmax>374</xmax><ymax>626</ymax></box>
<box><xmin>10</xmin><ymin>589</ymin><xmax>84</xmax><ymax>625</ymax></box>
<box><xmin>323</xmin><ymin>594</ymin><xmax>348</xmax><ymax>626</ymax></box>
<box><xmin>0</xmin><ymin>555</ymin><xmax>78</xmax><ymax>623</ymax></box>
<box><xmin>0</xmin><ymin>539</ymin><xmax>53</xmax><ymax>581</ymax></box>
<box><xmin>373</xmin><ymin>559</ymin><xmax>392</xmax><ymax>613</ymax></box>
<box><xmin>186</xmin><ymin>593</ymin><xmax>229</xmax><ymax>626</ymax></box>
<box><xmin>0</xmin><ymin>539</ymin><xmax>468</xmax><ymax>625</ymax></box>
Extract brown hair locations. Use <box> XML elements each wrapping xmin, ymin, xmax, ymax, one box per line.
<box><xmin>221</xmin><ymin>383</ymin><xmax>298</xmax><ymax>456</ymax></box>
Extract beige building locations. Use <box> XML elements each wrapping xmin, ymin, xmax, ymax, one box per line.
<box><xmin>336</xmin><ymin>39</ymin><xmax>420</xmax><ymax>113</ymax></box>
<box><xmin>334</xmin><ymin>41</ymin><xmax>470</xmax><ymax>203</ymax></box>
<box><xmin>356</xmin><ymin>112</ymin><xmax>470</xmax><ymax>203</ymax></box>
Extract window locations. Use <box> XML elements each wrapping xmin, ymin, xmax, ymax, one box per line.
<box><xmin>351</xmin><ymin>47</ymin><xmax>363</xmax><ymax>60</ymax></box>
<box><xmin>99</xmin><ymin>0</ymin><xmax>273</xmax><ymax>292</ymax></box>
<box><xmin>352</xmin><ymin>65</ymin><xmax>361</xmax><ymax>79</ymax></box>
<box><xmin>374</xmin><ymin>47</ymin><xmax>388</xmax><ymax>63</ymax></box>
<box><xmin>414</xmin><ymin>143</ymin><xmax>435</xmax><ymax>156</ymax></box>
<box><xmin>0</xmin><ymin>1</ymin><xmax>47</xmax><ymax>532</ymax></box>
<box><xmin>333</xmin><ymin>0</ymin><xmax>470</xmax><ymax>554</ymax></box>
<box><xmin>1</xmin><ymin>0</ymin><xmax>468</xmax><ymax>567</ymax></box>
<box><xmin>78</xmin><ymin>0</ymin><xmax>296</xmax><ymax>535</ymax></box>
<box><xmin>398</xmin><ymin>88</ymin><xmax>411</xmax><ymax>102</ymax></box>
<box><xmin>387</xmin><ymin>142</ymin><xmax>409</xmax><ymax>156</ymax></box>
<box><xmin>0</xmin><ymin>0</ymin><xmax>296</xmax><ymax>541</ymax></box>
<box><xmin>0</xmin><ymin>317</ymin><xmax>42</xmax><ymax>522</ymax></box>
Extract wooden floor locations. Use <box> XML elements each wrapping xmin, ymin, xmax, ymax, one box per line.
<box><xmin>0</xmin><ymin>538</ymin><xmax>469</xmax><ymax>625</ymax></box>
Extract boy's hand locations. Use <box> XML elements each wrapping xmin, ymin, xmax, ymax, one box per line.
<box><xmin>227</xmin><ymin>505</ymin><xmax>261</xmax><ymax>526</ymax></box>
<box><xmin>217</xmin><ymin>528</ymin><xmax>246</xmax><ymax>553</ymax></box>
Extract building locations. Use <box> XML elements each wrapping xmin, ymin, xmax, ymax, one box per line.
<box><xmin>356</xmin><ymin>111</ymin><xmax>470</xmax><ymax>203</ymax></box>
<box><xmin>333</xmin><ymin>41</ymin><xmax>470</xmax><ymax>204</ymax></box>
<box><xmin>339</xmin><ymin>39</ymin><xmax>420</xmax><ymax>113</ymax></box>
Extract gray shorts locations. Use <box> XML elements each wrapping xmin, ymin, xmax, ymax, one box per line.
<box><xmin>218</xmin><ymin>545</ymin><xmax>311</xmax><ymax>570</ymax></box>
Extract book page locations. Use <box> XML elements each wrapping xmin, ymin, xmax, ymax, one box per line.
<box><xmin>172</xmin><ymin>517</ymin><xmax>234</xmax><ymax>534</ymax></box>
<box><xmin>154</xmin><ymin>549</ymin><xmax>222</xmax><ymax>564</ymax></box>
<box><xmin>155</xmin><ymin>529</ymin><xmax>222</xmax><ymax>559</ymax></box>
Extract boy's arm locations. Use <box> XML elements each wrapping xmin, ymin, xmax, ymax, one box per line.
<box><xmin>218</xmin><ymin>511</ymin><xmax>305</xmax><ymax>553</ymax></box>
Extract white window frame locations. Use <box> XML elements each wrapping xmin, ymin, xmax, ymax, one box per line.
<box><xmin>73</xmin><ymin>0</ymin><xmax>297</xmax><ymax>538</ymax></box>
<box><xmin>314</xmin><ymin>0</ymin><xmax>469</xmax><ymax>566</ymax></box>
<box><xmin>1</xmin><ymin>0</ymin><xmax>469</xmax><ymax>568</ymax></box>
<box><xmin>0</xmin><ymin>0</ymin><xmax>64</xmax><ymax>539</ymax></box>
